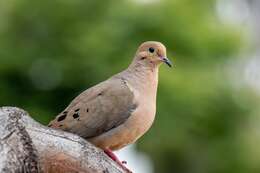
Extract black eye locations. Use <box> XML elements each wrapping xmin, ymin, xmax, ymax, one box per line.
<box><xmin>148</xmin><ymin>47</ymin><xmax>155</xmax><ymax>53</ymax></box>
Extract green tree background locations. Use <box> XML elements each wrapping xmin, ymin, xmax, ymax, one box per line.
<box><xmin>0</xmin><ymin>0</ymin><xmax>259</xmax><ymax>173</ymax></box>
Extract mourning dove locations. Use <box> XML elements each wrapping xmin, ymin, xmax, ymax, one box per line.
<box><xmin>48</xmin><ymin>41</ymin><xmax>172</xmax><ymax>172</ymax></box>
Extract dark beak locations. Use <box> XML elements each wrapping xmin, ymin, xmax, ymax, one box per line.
<box><xmin>161</xmin><ymin>57</ymin><xmax>173</xmax><ymax>67</ymax></box>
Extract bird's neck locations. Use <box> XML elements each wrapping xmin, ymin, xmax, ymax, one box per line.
<box><xmin>127</xmin><ymin>63</ymin><xmax>159</xmax><ymax>83</ymax></box>
<box><xmin>122</xmin><ymin>62</ymin><xmax>159</xmax><ymax>99</ymax></box>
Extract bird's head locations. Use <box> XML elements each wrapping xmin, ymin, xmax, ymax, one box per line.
<box><xmin>135</xmin><ymin>41</ymin><xmax>172</xmax><ymax>68</ymax></box>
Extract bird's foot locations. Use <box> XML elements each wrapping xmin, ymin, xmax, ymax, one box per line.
<box><xmin>104</xmin><ymin>149</ymin><xmax>132</xmax><ymax>173</ymax></box>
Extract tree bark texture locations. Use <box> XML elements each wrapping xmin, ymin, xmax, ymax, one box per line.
<box><xmin>0</xmin><ymin>107</ymin><xmax>126</xmax><ymax>173</ymax></box>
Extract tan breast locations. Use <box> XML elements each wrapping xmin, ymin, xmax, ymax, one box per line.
<box><xmin>88</xmin><ymin>96</ymin><xmax>156</xmax><ymax>150</ymax></box>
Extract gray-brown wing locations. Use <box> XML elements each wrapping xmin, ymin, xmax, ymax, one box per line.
<box><xmin>49</xmin><ymin>77</ymin><xmax>137</xmax><ymax>139</ymax></box>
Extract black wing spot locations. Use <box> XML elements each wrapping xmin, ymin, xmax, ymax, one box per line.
<box><xmin>75</xmin><ymin>108</ymin><xmax>80</xmax><ymax>112</ymax></box>
<box><xmin>57</xmin><ymin>114</ymin><xmax>67</xmax><ymax>122</ymax></box>
<box><xmin>130</xmin><ymin>104</ymin><xmax>138</xmax><ymax>113</ymax></box>
<box><xmin>73</xmin><ymin>113</ymin><xmax>79</xmax><ymax>119</ymax></box>
<box><xmin>87</xmin><ymin>108</ymin><xmax>89</xmax><ymax>112</ymax></box>
<box><xmin>98</xmin><ymin>91</ymin><xmax>104</xmax><ymax>96</ymax></box>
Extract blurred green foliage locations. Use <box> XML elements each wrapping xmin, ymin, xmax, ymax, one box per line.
<box><xmin>0</xmin><ymin>0</ymin><xmax>259</xmax><ymax>173</ymax></box>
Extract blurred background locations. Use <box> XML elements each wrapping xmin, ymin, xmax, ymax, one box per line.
<box><xmin>0</xmin><ymin>0</ymin><xmax>260</xmax><ymax>172</ymax></box>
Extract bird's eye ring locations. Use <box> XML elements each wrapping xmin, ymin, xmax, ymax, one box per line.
<box><xmin>148</xmin><ymin>47</ymin><xmax>155</xmax><ymax>53</ymax></box>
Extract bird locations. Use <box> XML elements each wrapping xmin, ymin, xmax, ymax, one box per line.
<box><xmin>48</xmin><ymin>41</ymin><xmax>172</xmax><ymax>172</ymax></box>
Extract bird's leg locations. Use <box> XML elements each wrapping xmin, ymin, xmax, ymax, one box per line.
<box><xmin>104</xmin><ymin>148</ymin><xmax>120</xmax><ymax>162</ymax></box>
<box><xmin>104</xmin><ymin>149</ymin><xmax>132</xmax><ymax>173</ymax></box>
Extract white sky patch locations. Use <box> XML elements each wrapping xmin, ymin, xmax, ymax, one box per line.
<box><xmin>227</xmin><ymin>54</ymin><xmax>260</xmax><ymax>94</ymax></box>
<box><xmin>115</xmin><ymin>144</ymin><xmax>154</xmax><ymax>173</ymax></box>
<box><xmin>216</xmin><ymin>0</ymin><xmax>251</xmax><ymax>25</ymax></box>
<box><xmin>244</xmin><ymin>56</ymin><xmax>260</xmax><ymax>91</ymax></box>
